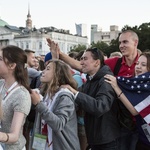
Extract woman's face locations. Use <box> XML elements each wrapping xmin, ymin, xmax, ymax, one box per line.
<box><xmin>135</xmin><ymin>55</ymin><xmax>148</xmax><ymax>76</ymax></box>
<box><xmin>40</xmin><ymin>62</ymin><xmax>54</xmax><ymax>83</ymax></box>
<box><xmin>80</xmin><ymin>51</ymin><xmax>100</xmax><ymax>75</ymax></box>
<box><xmin>0</xmin><ymin>51</ymin><xmax>9</xmax><ymax>78</ymax></box>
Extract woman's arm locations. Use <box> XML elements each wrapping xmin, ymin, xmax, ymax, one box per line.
<box><xmin>0</xmin><ymin>112</ymin><xmax>24</xmax><ymax>143</ymax></box>
<box><xmin>31</xmin><ymin>92</ymin><xmax>75</xmax><ymax>131</ymax></box>
<box><xmin>104</xmin><ymin>74</ymin><xmax>138</xmax><ymax>116</ymax></box>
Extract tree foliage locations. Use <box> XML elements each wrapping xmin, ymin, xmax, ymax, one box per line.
<box><xmin>117</xmin><ymin>23</ymin><xmax>150</xmax><ymax>52</ymax></box>
<box><xmin>70</xmin><ymin>44</ymin><xmax>86</xmax><ymax>53</ymax></box>
<box><xmin>91</xmin><ymin>41</ymin><xmax>109</xmax><ymax>55</ymax></box>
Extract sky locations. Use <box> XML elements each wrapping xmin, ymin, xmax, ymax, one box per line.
<box><xmin>0</xmin><ymin>0</ymin><xmax>150</xmax><ymax>40</ymax></box>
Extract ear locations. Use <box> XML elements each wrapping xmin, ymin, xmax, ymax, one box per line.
<box><xmin>134</xmin><ymin>39</ymin><xmax>138</xmax><ymax>46</ymax></box>
<box><xmin>94</xmin><ymin>59</ymin><xmax>100</xmax><ymax>67</ymax></box>
<box><xmin>8</xmin><ymin>63</ymin><xmax>16</xmax><ymax>70</ymax></box>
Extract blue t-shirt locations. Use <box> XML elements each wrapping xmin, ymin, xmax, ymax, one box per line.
<box><xmin>73</xmin><ymin>71</ymin><xmax>83</xmax><ymax>88</ymax></box>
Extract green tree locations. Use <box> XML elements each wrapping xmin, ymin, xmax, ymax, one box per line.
<box><xmin>120</xmin><ymin>23</ymin><xmax>150</xmax><ymax>52</ymax></box>
<box><xmin>70</xmin><ymin>44</ymin><xmax>86</xmax><ymax>53</ymax></box>
<box><xmin>138</xmin><ymin>23</ymin><xmax>150</xmax><ymax>51</ymax></box>
<box><xmin>91</xmin><ymin>41</ymin><xmax>110</xmax><ymax>56</ymax></box>
<box><xmin>107</xmin><ymin>38</ymin><xmax>120</xmax><ymax>57</ymax></box>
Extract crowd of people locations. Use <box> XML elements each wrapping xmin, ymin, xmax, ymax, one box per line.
<box><xmin>0</xmin><ymin>29</ymin><xmax>149</xmax><ymax>150</ymax></box>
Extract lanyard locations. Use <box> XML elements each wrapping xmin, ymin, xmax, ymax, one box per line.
<box><xmin>2</xmin><ymin>81</ymin><xmax>18</xmax><ymax>100</ymax></box>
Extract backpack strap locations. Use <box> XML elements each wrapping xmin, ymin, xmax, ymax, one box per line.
<box><xmin>114</xmin><ymin>58</ymin><xmax>122</xmax><ymax>76</ymax></box>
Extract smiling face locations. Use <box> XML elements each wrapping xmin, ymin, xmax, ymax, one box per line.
<box><xmin>135</xmin><ymin>55</ymin><xmax>148</xmax><ymax>76</ymax></box>
<box><xmin>119</xmin><ymin>32</ymin><xmax>138</xmax><ymax>57</ymax></box>
<box><xmin>80</xmin><ymin>51</ymin><xmax>100</xmax><ymax>76</ymax></box>
<box><xmin>40</xmin><ymin>62</ymin><xmax>54</xmax><ymax>83</ymax></box>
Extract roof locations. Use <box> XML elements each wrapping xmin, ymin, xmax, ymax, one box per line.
<box><xmin>0</xmin><ymin>19</ymin><xmax>9</xmax><ymax>27</ymax></box>
<box><xmin>0</xmin><ymin>26</ymin><xmax>11</xmax><ymax>34</ymax></box>
<box><xmin>5</xmin><ymin>25</ymin><xmax>20</xmax><ymax>31</ymax></box>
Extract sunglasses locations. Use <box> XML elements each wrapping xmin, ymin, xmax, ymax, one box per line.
<box><xmin>87</xmin><ymin>47</ymin><xmax>101</xmax><ymax>60</ymax></box>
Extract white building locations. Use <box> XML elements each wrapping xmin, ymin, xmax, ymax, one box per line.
<box><xmin>91</xmin><ymin>25</ymin><xmax>121</xmax><ymax>45</ymax></box>
<box><xmin>14</xmin><ymin>28</ymin><xmax>88</xmax><ymax>55</ymax></box>
<box><xmin>0</xmin><ymin>9</ymin><xmax>88</xmax><ymax>55</ymax></box>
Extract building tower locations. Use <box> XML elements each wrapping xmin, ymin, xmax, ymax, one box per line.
<box><xmin>90</xmin><ymin>24</ymin><xmax>98</xmax><ymax>43</ymax></box>
<box><xmin>26</xmin><ymin>4</ymin><xmax>32</xmax><ymax>29</ymax></box>
<box><xmin>75</xmin><ymin>23</ymin><xmax>87</xmax><ymax>37</ymax></box>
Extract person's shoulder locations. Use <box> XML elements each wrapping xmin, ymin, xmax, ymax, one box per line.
<box><xmin>57</xmin><ymin>89</ymin><xmax>75</xmax><ymax>102</ymax></box>
<box><xmin>28</xmin><ymin>67</ymin><xmax>39</xmax><ymax>73</ymax></box>
<box><xmin>27</xmin><ymin>67</ymin><xmax>41</xmax><ymax>77</ymax></box>
<box><xmin>105</xmin><ymin>57</ymin><xmax>119</xmax><ymax>64</ymax></box>
<box><xmin>15</xmin><ymin>86</ymin><xmax>30</xmax><ymax>97</ymax></box>
<box><xmin>105</xmin><ymin>57</ymin><xmax>121</xmax><ymax>69</ymax></box>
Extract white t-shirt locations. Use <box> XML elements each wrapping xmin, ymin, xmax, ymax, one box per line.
<box><xmin>0</xmin><ymin>144</ymin><xmax>4</xmax><ymax>150</ymax></box>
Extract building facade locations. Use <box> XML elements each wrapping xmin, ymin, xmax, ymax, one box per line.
<box><xmin>91</xmin><ymin>25</ymin><xmax>121</xmax><ymax>45</ymax></box>
<box><xmin>0</xmin><ymin>9</ymin><xmax>88</xmax><ymax>55</ymax></box>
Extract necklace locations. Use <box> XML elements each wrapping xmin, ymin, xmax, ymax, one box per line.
<box><xmin>2</xmin><ymin>81</ymin><xmax>18</xmax><ymax>100</ymax></box>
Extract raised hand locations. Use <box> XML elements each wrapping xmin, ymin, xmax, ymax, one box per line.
<box><xmin>46</xmin><ymin>38</ymin><xmax>60</xmax><ymax>59</ymax></box>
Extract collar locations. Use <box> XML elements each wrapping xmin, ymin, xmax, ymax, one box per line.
<box><xmin>121</xmin><ymin>53</ymin><xmax>139</xmax><ymax>65</ymax></box>
<box><xmin>89</xmin><ymin>73</ymin><xmax>96</xmax><ymax>80</ymax></box>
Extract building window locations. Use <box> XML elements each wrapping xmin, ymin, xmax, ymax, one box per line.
<box><xmin>32</xmin><ymin>42</ymin><xmax>36</xmax><ymax>49</ymax></box>
<box><xmin>21</xmin><ymin>42</ymin><xmax>24</xmax><ymax>49</ymax></box>
<box><xmin>26</xmin><ymin>42</ymin><xmax>29</xmax><ymax>49</ymax></box>
<box><xmin>39</xmin><ymin>42</ymin><xmax>42</xmax><ymax>49</ymax></box>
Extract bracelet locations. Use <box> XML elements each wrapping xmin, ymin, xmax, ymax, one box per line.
<box><xmin>118</xmin><ymin>91</ymin><xmax>123</xmax><ymax>98</ymax></box>
<box><xmin>4</xmin><ymin>133</ymin><xmax>9</xmax><ymax>142</ymax></box>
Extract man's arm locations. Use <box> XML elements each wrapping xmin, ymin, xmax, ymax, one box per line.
<box><xmin>59</xmin><ymin>52</ymin><xmax>82</xmax><ymax>71</ymax></box>
<box><xmin>46</xmin><ymin>38</ymin><xmax>82</xmax><ymax>71</ymax></box>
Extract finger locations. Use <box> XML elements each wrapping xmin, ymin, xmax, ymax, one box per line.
<box><xmin>46</xmin><ymin>38</ymin><xmax>51</xmax><ymax>44</ymax></box>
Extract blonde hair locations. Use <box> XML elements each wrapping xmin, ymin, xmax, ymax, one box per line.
<box><xmin>110</xmin><ymin>52</ymin><xmax>122</xmax><ymax>58</ymax></box>
<box><xmin>41</xmin><ymin>60</ymin><xmax>77</xmax><ymax>98</ymax></box>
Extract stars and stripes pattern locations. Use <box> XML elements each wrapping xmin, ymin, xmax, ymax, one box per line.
<box><xmin>117</xmin><ymin>72</ymin><xmax>150</xmax><ymax>125</ymax></box>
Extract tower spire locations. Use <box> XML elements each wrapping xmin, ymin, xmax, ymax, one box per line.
<box><xmin>27</xmin><ymin>3</ymin><xmax>31</xmax><ymax>18</ymax></box>
<box><xmin>26</xmin><ymin>3</ymin><xmax>32</xmax><ymax>29</ymax></box>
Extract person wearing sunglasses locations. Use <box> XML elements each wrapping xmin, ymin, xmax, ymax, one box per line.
<box><xmin>47</xmin><ymin>39</ymin><xmax>121</xmax><ymax>150</ymax></box>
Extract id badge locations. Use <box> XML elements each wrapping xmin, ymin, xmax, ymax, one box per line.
<box><xmin>141</xmin><ymin>124</ymin><xmax>150</xmax><ymax>142</ymax></box>
<box><xmin>32</xmin><ymin>133</ymin><xmax>47</xmax><ymax>150</ymax></box>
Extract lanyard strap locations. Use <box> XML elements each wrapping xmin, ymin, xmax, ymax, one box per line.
<box><xmin>3</xmin><ymin>81</ymin><xmax>18</xmax><ymax>100</ymax></box>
